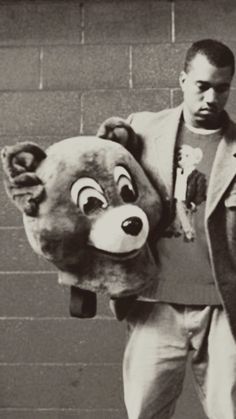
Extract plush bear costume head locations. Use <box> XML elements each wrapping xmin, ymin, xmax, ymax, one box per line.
<box><xmin>1</xmin><ymin>136</ymin><xmax>162</xmax><ymax>318</ymax></box>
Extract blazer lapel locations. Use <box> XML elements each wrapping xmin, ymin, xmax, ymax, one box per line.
<box><xmin>154</xmin><ymin>105</ymin><xmax>183</xmax><ymax>197</ymax></box>
<box><xmin>153</xmin><ymin>107</ymin><xmax>236</xmax><ymax>215</ymax></box>
<box><xmin>206</xmin><ymin>124</ymin><xmax>236</xmax><ymax>220</ymax></box>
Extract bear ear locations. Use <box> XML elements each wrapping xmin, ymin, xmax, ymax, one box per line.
<box><xmin>97</xmin><ymin>116</ymin><xmax>142</xmax><ymax>161</ymax></box>
<box><xmin>1</xmin><ymin>142</ymin><xmax>47</xmax><ymax>216</ymax></box>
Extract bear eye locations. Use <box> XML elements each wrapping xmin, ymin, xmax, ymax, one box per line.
<box><xmin>79</xmin><ymin>189</ymin><xmax>108</xmax><ymax>215</ymax></box>
<box><xmin>118</xmin><ymin>178</ymin><xmax>137</xmax><ymax>202</ymax></box>
<box><xmin>71</xmin><ymin>178</ymin><xmax>108</xmax><ymax>215</ymax></box>
<box><xmin>114</xmin><ymin>165</ymin><xmax>137</xmax><ymax>203</ymax></box>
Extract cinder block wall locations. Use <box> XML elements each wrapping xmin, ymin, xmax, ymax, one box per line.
<box><xmin>0</xmin><ymin>1</ymin><xmax>235</xmax><ymax>418</ymax></box>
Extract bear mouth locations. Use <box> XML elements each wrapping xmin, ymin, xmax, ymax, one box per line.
<box><xmin>88</xmin><ymin>245</ymin><xmax>142</xmax><ymax>260</ymax></box>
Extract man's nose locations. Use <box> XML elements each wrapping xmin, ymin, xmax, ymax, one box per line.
<box><xmin>204</xmin><ymin>88</ymin><xmax>217</xmax><ymax>103</ymax></box>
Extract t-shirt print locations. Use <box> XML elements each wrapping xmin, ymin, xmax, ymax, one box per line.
<box><xmin>166</xmin><ymin>144</ymin><xmax>207</xmax><ymax>242</ymax></box>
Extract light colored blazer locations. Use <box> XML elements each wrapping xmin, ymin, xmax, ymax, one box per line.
<box><xmin>128</xmin><ymin>105</ymin><xmax>236</xmax><ymax>338</ymax></box>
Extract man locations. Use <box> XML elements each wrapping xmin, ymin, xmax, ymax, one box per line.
<box><xmin>97</xmin><ymin>39</ymin><xmax>236</xmax><ymax>419</ymax></box>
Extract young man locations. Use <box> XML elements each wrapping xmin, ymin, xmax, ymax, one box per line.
<box><xmin>98</xmin><ymin>39</ymin><xmax>236</xmax><ymax>419</ymax></box>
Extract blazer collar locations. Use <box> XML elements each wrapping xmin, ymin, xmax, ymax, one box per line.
<box><xmin>154</xmin><ymin>104</ymin><xmax>183</xmax><ymax>196</ymax></box>
<box><xmin>205</xmin><ymin>121</ymin><xmax>236</xmax><ymax>219</ymax></box>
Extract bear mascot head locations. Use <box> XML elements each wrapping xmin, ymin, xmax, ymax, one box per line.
<box><xmin>1</xmin><ymin>134</ymin><xmax>163</xmax><ymax>319</ymax></box>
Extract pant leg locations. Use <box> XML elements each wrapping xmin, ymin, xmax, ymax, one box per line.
<box><xmin>123</xmin><ymin>302</ymin><xmax>189</xmax><ymax>419</ymax></box>
<box><xmin>191</xmin><ymin>307</ymin><xmax>236</xmax><ymax>419</ymax></box>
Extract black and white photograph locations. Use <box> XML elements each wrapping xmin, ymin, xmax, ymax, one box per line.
<box><xmin>0</xmin><ymin>1</ymin><xmax>236</xmax><ymax>418</ymax></box>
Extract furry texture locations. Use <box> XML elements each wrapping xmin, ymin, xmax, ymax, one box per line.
<box><xmin>1</xmin><ymin>136</ymin><xmax>163</xmax><ymax>317</ymax></box>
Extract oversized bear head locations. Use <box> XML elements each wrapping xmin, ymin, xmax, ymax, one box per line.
<box><xmin>1</xmin><ymin>136</ymin><xmax>162</xmax><ymax>318</ymax></box>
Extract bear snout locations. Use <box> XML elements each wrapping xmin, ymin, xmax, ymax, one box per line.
<box><xmin>122</xmin><ymin>217</ymin><xmax>143</xmax><ymax>236</ymax></box>
<box><xmin>89</xmin><ymin>204</ymin><xmax>149</xmax><ymax>254</ymax></box>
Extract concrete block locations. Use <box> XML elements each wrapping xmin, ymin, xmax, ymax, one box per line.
<box><xmin>133</xmin><ymin>43</ymin><xmax>188</xmax><ymax>88</ymax></box>
<box><xmin>175</xmin><ymin>1</ymin><xmax>236</xmax><ymax>42</ymax></box>
<box><xmin>0</xmin><ymin>2</ymin><xmax>81</xmax><ymax>46</ymax></box>
<box><xmin>226</xmin><ymin>88</ymin><xmax>236</xmax><ymax>121</ymax></box>
<box><xmin>0</xmin><ymin>274</ymin><xmax>114</xmax><ymax>318</ymax></box>
<box><xmin>0</xmin><ymin>92</ymin><xmax>81</xmax><ymax>136</ymax></box>
<box><xmin>0</xmin><ymin>364</ymin><xmax>123</xmax><ymax>409</ymax></box>
<box><xmin>43</xmin><ymin>45</ymin><xmax>129</xmax><ymax>90</ymax></box>
<box><xmin>0</xmin><ymin>135</ymin><xmax>63</xmax><ymax>150</ymax></box>
<box><xmin>83</xmin><ymin>89</ymin><xmax>170</xmax><ymax>134</ymax></box>
<box><xmin>172</xmin><ymin>88</ymin><xmax>183</xmax><ymax>108</ymax></box>
<box><xmin>0</xmin><ymin>48</ymin><xmax>40</xmax><ymax>90</ymax></box>
<box><xmin>0</xmin><ymin>273</ymin><xmax>67</xmax><ymax>318</ymax></box>
<box><xmin>0</xmin><ymin>228</ymin><xmax>52</xmax><ymax>271</ymax></box>
<box><xmin>0</xmin><ymin>187</ymin><xmax>22</xmax><ymax>227</ymax></box>
<box><xmin>0</xmin><ymin>270</ymin><xmax>113</xmax><ymax>321</ymax></box>
<box><xmin>84</xmin><ymin>1</ymin><xmax>171</xmax><ymax>43</ymax></box>
<box><xmin>0</xmin><ymin>318</ymin><xmax>125</xmax><ymax>363</ymax></box>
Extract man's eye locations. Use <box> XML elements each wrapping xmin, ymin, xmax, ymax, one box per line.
<box><xmin>196</xmin><ymin>83</ymin><xmax>229</xmax><ymax>94</ymax></box>
<box><xmin>215</xmin><ymin>84</ymin><xmax>230</xmax><ymax>93</ymax></box>
<box><xmin>196</xmin><ymin>83</ymin><xmax>209</xmax><ymax>92</ymax></box>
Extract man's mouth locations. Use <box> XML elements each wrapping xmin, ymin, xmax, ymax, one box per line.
<box><xmin>200</xmin><ymin>107</ymin><xmax>217</xmax><ymax>114</ymax></box>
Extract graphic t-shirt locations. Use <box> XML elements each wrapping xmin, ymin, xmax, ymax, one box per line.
<box><xmin>141</xmin><ymin>122</ymin><xmax>223</xmax><ymax>305</ymax></box>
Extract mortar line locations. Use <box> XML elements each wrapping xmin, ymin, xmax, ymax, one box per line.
<box><xmin>80</xmin><ymin>2</ymin><xmax>85</xmax><ymax>44</ymax></box>
<box><xmin>0</xmin><ymin>316</ymin><xmax>115</xmax><ymax>320</ymax></box>
<box><xmin>171</xmin><ymin>2</ymin><xmax>175</xmax><ymax>43</ymax></box>
<box><xmin>0</xmin><ymin>407</ymin><xmax>120</xmax><ymax>413</ymax></box>
<box><xmin>80</xmin><ymin>93</ymin><xmax>84</xmax><ymax>134</ymax></box>
<box><xmin>39</xmin><ymin>47</ymin><xmax>44</xmax><ymax>90</ymax></box>
<box><xmin>0</xmin><ymin>362</ymin><xmax>121</xmax><ymax>366</ymax></box>
<box><xmin>0</xmin><ymin>271</ymin><xmax>56</xmax><ymax>274</ymax></box>
<box><xmin>0</xmin><ymin>226</ymin><xmax>24</xmax><ymax>229</ymax></box>
<box><xmin>170</xmin><ymin>88</ymin><xmax>174</xmax><ymax>108</ymax></box>
<box><xmin>129</xmin><ymin>45</ymin><xmax>133</xmax><ymax>89</ymax></box>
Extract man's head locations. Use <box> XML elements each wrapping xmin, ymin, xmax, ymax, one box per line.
<box><xmin>179</xmin><ymin>39</ymin><xmax>235</xmax><ymax>129</ymax></box>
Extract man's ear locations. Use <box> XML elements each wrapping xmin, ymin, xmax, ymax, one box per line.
<box><xmin>1</xmin><ymin>142</ymin><xmax>46</xmax><ymax>216</ymax></box>
<box><xmin>179</xmin><ymin>70</ymin><xmax>187</xmax><ymax>91</ymax></box>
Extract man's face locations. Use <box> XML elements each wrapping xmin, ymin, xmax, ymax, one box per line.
<box><xmin>179</xmin><ymin>53</ymin><xmax>233</xmax><ymax>128</ymax></box>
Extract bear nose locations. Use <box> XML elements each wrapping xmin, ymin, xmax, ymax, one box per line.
<box><xmin>122</xmin><ymin>217</ymin><xmax>143</xmax><ymax>236</ymax></box>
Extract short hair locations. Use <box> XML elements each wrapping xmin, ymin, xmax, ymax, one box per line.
<box><xmin>184</xmin><ymin>39</ymin><xmax>235</xmax><ymax>76</ymax></box>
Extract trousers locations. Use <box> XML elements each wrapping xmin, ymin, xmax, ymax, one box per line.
<box><xmin>123</xmin><ymin>302</ymin><xmax>236</xmax><ymax>419</ymax></box>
